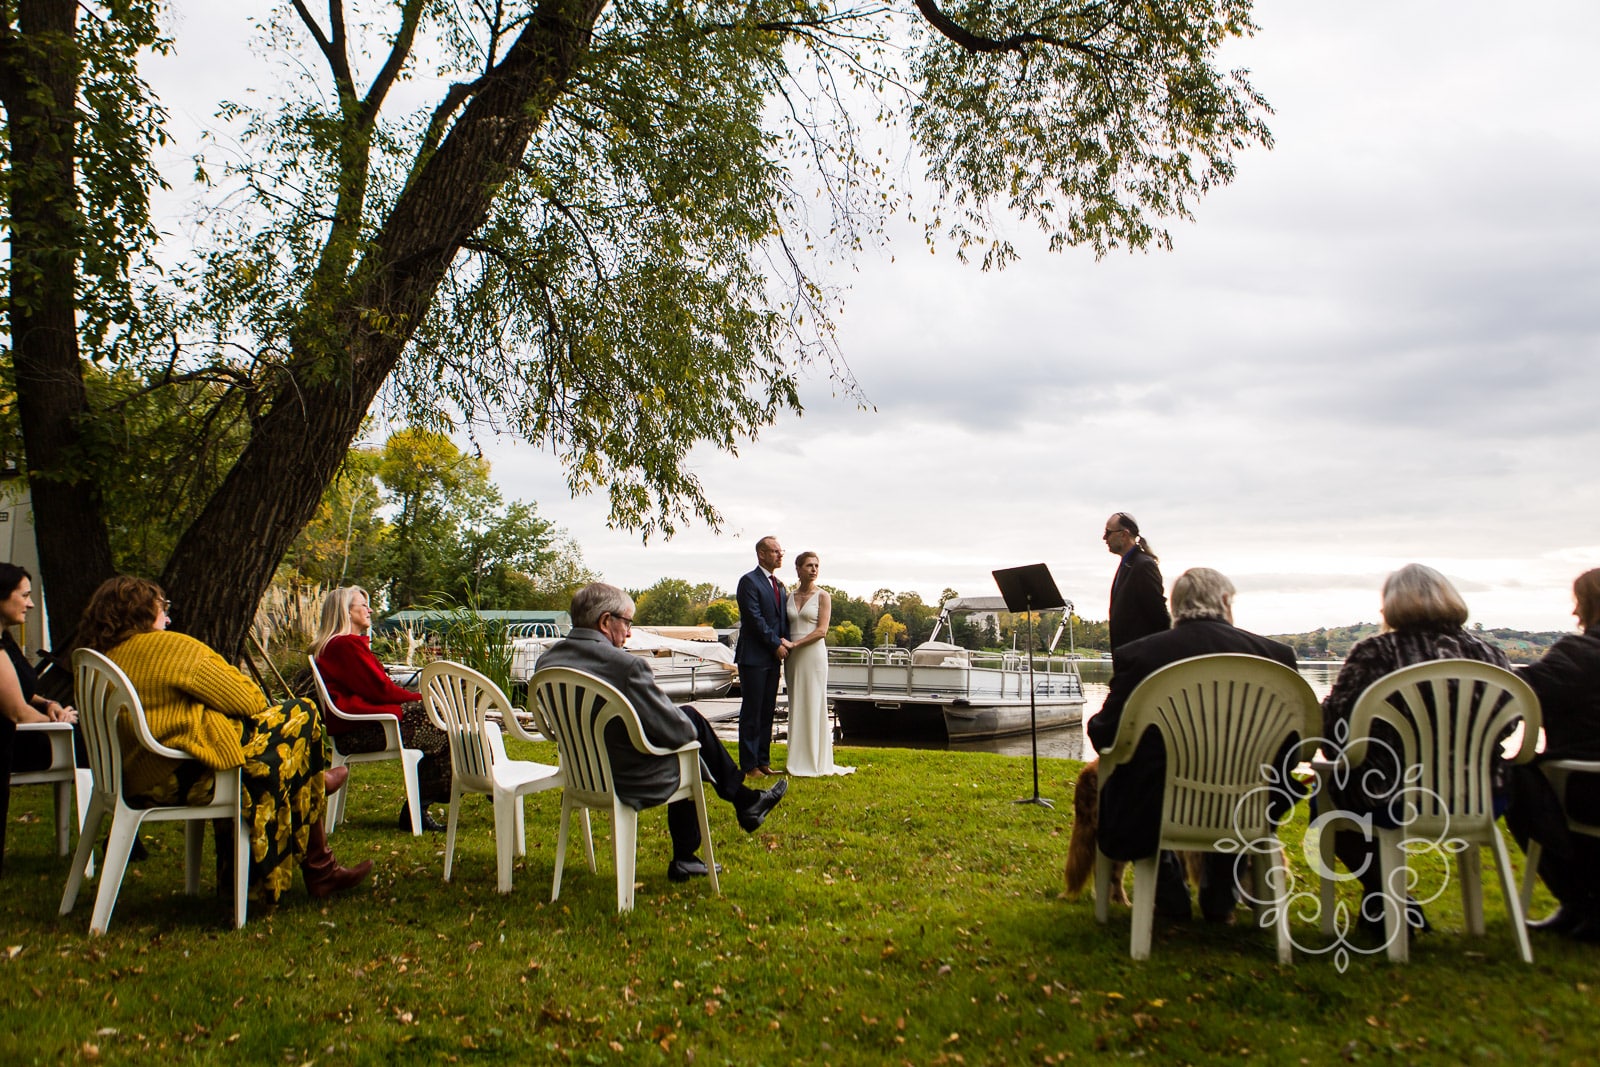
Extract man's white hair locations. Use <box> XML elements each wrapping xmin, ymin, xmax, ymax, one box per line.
<box><xmin>1170</xmin><ymin>568</ymin><xmax>1235</xmax><ymax>622</ymax></box>
<box><xmin>570</xmin><ymin>582</ymin><xmax>634</xmax><ymax>630</ymax></box>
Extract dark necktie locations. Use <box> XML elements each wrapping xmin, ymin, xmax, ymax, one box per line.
<box><xmin>770</xmin><ymin>574</ymin><xmax>783</xmax><ymax>608</ymax></box>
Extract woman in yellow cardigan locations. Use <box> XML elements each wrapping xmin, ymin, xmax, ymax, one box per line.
<box><xmin>79</xmin><ymin>576</ymin><xmax>371</xmax><ymax>903</ymax></box>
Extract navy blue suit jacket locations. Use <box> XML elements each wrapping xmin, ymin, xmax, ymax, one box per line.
<box><xmin>734</xmin><ymin>566</ymin><xmax>789</xmax><ymax>666</ymax></box>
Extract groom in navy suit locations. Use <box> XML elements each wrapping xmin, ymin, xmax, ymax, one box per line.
<box><xmin>736</xmin><ymin>536</ymin><xmax>791</xmax><ymax>775</ymax></box>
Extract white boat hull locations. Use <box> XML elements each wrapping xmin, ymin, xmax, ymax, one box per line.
<box><xmin>826</xmin><ymin>648</ymin><xmax>1084</xmax><ymax>741</ymax></box>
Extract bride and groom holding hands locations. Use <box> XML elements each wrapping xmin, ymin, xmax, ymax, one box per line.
<box><xmin>735</xmin><ymin>536</ymin><xmax>855</xmax><ymax>779</ymax></box>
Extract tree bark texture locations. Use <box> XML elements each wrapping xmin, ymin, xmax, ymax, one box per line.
<box><xmin>161</xmin><ymin>0</ymin><xmax>610</xmax><ymax>656</ymax></box>
<box><xmin>1</xmin><ymin>0</ymin><xmax>118</xmax><ymax>650</ymax></box>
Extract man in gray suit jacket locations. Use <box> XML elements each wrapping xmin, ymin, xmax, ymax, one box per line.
<box><xmin>537</xmin><ymin>583</ymin><xmax>788</xmax><ymax>883</ymax></box>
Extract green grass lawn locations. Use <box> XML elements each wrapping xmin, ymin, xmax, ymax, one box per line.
<box><xmin>3</xmin><ymin>743</ymin><xmax>1597</xmax><ymax>1064</ymax></box>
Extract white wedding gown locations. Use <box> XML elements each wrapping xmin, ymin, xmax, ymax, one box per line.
<box><xmin>785</xmin><ymin>594</ymin><xmax>854</xmax><ymax>776</ymax></box>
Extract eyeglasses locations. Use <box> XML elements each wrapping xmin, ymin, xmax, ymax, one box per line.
<box><xmin>1102</xmin><ymin>528</ymin><xmax>1125</xmax><ymax>538</ymax></box>
<box><xmin>157</xmin><ymin>598</ymin><xmax>173</xmax><ymax>612</ymax></box>
<box><xmin>604</xmin><ymin>612</ymin><xmax>634</xmax><ymax>632</ymax></box>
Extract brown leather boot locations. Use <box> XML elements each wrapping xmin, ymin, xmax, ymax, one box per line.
<box><xmin>302</xmin><ymin>821</ymin><xmax>373</xmax><ymax>899</ymax></box>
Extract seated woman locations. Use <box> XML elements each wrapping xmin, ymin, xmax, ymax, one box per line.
<box><xmin>1321</xmin><ymin>563</ymin><xmax>1511</xmax><ymax>934</ymax></box>
<box><xmin>1</xmin><ymin>563</ymin><xmax>79</xmax><ymax>874</ymax></box>
<box><xmin>1506</xmin><ymin>568</ymin><xmax>1600</xmax><ymax>941</ymax></box>
<box><xmin>312</xmin><ymin>587</ymin><xmax>450</xmax><ymax>832</ymax></box>
<box><xmin>79</xmin><ymin>576</ymin><xmax>371</xmax><ymax>903</ymax></box>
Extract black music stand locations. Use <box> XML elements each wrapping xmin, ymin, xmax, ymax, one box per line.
<box><xmin>993</xmin><ymin>563</ymin><xmax>1066</xmax><ymax>809</ymax></box>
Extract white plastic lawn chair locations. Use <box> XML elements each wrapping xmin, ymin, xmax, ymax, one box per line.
<box><xmin>529</xmin><ymin>666</ymin><xmax>718</xmax><ymax>912</ymax></box>
<box><xmin>1518</xmin><ymin>759</ymin><xmax>1600</xmax><ymax>915</ymax></box>
<box><xmin>12</xmin><ymin>721</ymin><xmax>93</xmax><ymax>861</ymax></box>
<box><xmin>309</xmin><ymin>656</ymin><xmax>424</xmax><ymax>836</ymax></box>
<box><xmin>1093</xmin><ymin>654</ymin><xmax>1319</xmax><ymax>963</ymax></box>
<box><xmin>1340</xmin><ymin>659</ymin><xmax>1540</xmax><ymax>963</ymax></box>
<box><xmin>420</xmin><ymin>660</ymin><xmax>592</xmax><ymax>894</ymax></box>
<box><xmin>60</xmin><ymin>649</ymin><xmax>249</xmax><ymax>933</ymax></box>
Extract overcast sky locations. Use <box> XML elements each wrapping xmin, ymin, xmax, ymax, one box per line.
<box><xmin>150</xmin><ymin>1</ymin><xmax>1600</xmax><ymax>634</ymax></box>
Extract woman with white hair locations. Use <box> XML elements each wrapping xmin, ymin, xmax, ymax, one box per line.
<box><xmin>1321</xmin><ymin>563</ymin><xmax>1510</xmax><ymax>935</ymax></box>
<box><xmin>312</xmin><ymin>587</ymin><xmax>451</xmax><ymax>832</ymax></box>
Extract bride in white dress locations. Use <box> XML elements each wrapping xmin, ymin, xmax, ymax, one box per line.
<box><xmin>784</xmin><ymin>552</ymin><xmax>854</xmax><ymax>776</ymax></box>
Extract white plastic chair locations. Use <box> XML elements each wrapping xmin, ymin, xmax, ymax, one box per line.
<box><xmin>308</xmin><ymin>656</ymin><xmax>424</xmax><ymax>836</ymax></box>
<box><xmin>1093</xmin><ymin>654</ymin><xmax>1319</xmax><ymax>963</ymax></box>
<box><xmin>1340</xmin><ymin>659</ymin><xmax>1540</xmax><ymax>963</ymax></box>
<box><xmin>11</xmin><ymin>721</ymin><xmax>93</xmax><ymax>860</ymax></box>
<box><xmin>529</xmin><ymin>666</ymin><xmax>718</xmax><ymax>912</ymax></box>
<box><xmin>60</xmin><ymin>649</ymin><xmax>249</xmax><ymax>933</ymax></box>
<box><xmin>1517</xmin><ymin>759</ymin><xmax>1600</xmax><ymax>915</ymax></box>
<box><xmin>420</xmin><ymin>660</ymin><xmax>592</xmax><ymax>894</ymax></box>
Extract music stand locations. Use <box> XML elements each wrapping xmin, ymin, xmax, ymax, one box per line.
<box><xmin>993</xmin><ymin>563</ymin><xmax>1066</xmax><ymax>809</ymax></box>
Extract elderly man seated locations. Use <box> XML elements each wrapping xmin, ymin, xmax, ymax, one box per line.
<box><xmin>536</xmin><ymin>582</ymin><xmax>788</xmax><ymax>883</ymax></box>
<box><xmin>1087</xmin><ymin>567</ymin><xmax>1302</xmax><ymax>922</ymax></box>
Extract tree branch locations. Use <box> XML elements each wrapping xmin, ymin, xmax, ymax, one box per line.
<box><xmin>911</xmin><ymin>0</ymin><xmax>1099</xmax><ymax>57</ymax></box>
<box><xmin>359</xmin><ymin>0</ymin><xmax>427</xmax><ymax>125</ymax></box>
<box><xmin>289</xmin><ymin>0</ymin><xmax>354</xmax><ymax>91</ymax></box>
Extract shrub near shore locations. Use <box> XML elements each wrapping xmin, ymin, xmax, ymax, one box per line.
<box><xmin>4</xmin><ymin>743</ymin><xmax>1598</xmax><ymax>1063</ymax></box>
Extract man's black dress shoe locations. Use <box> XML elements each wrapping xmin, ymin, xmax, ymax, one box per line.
<box><xmin>667</xmin><ymin>857</ymin><xmax>723</xmax><ymax>882</ymax></box>
<box><xmin>738</xmin><ymin>778</ymin><xmax>788</xmax><ymax>832</ymax></box>
<box><xmin>1528</xmin><ymin>906</ymin><xmax>1583</xmax><ymax>934</ymax></box>
<box><xmin>398</xmin><ymin>804</ymin><xmax>446</xmax><ymax>833</ymax></box>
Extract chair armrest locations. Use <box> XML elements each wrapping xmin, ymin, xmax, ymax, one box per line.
<box><xmin>17</xmin><ymin>721</ymin><xmax>75</xmax><ymax>771</ymax></box>
<box><xmin>498</xmin><ymin>706</ymin><xmax>547</xmax><ymax>745</ymax></box>
<box><xmin>15</xmin><ymin>721</ymin><xmax>73</xmax><ymax>733</ymax></box>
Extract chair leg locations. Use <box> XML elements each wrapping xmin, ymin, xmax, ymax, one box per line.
<box><xmin>59</xmin><ymin>795</ymin><xmax>107</xmax><ymax>916</ymax></box>
<box><xmin>443</xmin><ymin>784</ymin><xmax>463</xmax><ymax>883</ymax></box>
<box><xmin>552</xmin><ymin>797</ymin><xmax>572</xmax><ymax>902</ymax></box>
<box><xmin>53</xmin><ymin>779</ymin><xmax>72</xmax><ymax>856</ymax></box>
<box><xmin>1460</xmin><ymin>843</ymin><xmax>1485</xmax><ymax>935</ymax></box>
<box><xmin>1378</xmin><ymin>832</ymin><xmax>1407</xmax><ymax>963</ymax></box>
<box><xmin>1093</xmin><ymin>851</ymin><xmax>1112</xmax><ymax>923</ymax></box>
<box><xmin>232</xmin><ymin>812</ymin><xmax>250</xmax><ymax>929</ymax></box>
<box><xmin>1489</xmin><ymin>827</ymin><xmax>1534</xmax><ymax>964</ymax></box>
<box><xmin>1129</xmin><ymin>855</ymin><xmax>1158</xmax><ymax>961</ymax></box>
<box><xmin>691</xmin><ymin>778</ymin><xmax>719</xmax><ymax>895</ymax></box>
<box><xmin>1318</xmin><ymin>821</ymin><xmax>1340</xmax><ymax>936</ymax></box>
<box><xmin>493</xmin><ymin>789</ymin><xmax>518</xmax><ymax>894</ymax></box>
<box><xmin>613</xmin><ymin>801</ymin><xmax>638</xmax><ymax>913</ymax></box>
<box><xmin>72</xmin><ymin>770</ymin><xmax>96</xmax><ymax>879</ymax></box>
<box><xmin>580</xmin><ymin>809</ymin><xmax>596</xmax><ymax>873</ymax></box>
<box><xmin>1520</xmin><ymin>840</ymin><xmax>1543</xmax><ymax>916</ymax></box>
<box><xmin>515</xmin><ymin>797</ymin><xmax>527</xmax><ymax>857</ymax></box>
<box><xmin>184</xmin><ymin>820</ymin><xmax>206</xmax><ymax>895</ymax></box>
<box><xmin>326</xmin><ymin>752</ymin><xmax>349</xmax><ymax>833</ymax></box>
<box><xmin>90</xmin><ymin>810</ymin><xmax>144</xmax><ymax>935</ymax></box>
<box><xmin>401</xmin><ymin>749</ymin><xmax>425</xmax><ymax>838</ymax></box>
<box><xmin>1264</xmin><ymin>841</ymin><xmax>1292</xmax><ymax>965</ymax></box>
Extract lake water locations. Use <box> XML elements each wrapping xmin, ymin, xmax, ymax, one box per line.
<box><xmin>704</xmin><ymin>660</ymin><xmax>1343</xmax><ymax>763</ymax></box>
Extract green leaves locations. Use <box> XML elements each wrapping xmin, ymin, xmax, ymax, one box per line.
<box><xmin>908</xmin><ymin>0</ymin><xmax>1273</xmax><ymax>262</ymax></box>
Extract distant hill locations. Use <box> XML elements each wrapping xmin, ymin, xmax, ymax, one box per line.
<box><xmin>1268</xmin><ymin>624</ymin><xmax>1571</xmax><ymax>665</ymax></box>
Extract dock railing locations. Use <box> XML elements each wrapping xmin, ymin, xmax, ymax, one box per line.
<box><xmin>826</xmin><ymin>646</ymin><xmax>1083</xmax><ymax>703</ymax></box>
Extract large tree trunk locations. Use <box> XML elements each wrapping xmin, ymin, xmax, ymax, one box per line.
<box><xmin>1</xmin><ymin>0</ymin><xmax>117</xmax><ymax>650</ymax></box>
<box><xmin>161</xmin><ymin>0</ymin><xmax>608</xmax><ymax>656</ymax></box>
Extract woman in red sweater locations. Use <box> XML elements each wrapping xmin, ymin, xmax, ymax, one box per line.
<box><xmin>313</xmin><ymin>587</ymin><xmax>451</xmax><ymax>832</ymax></box>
